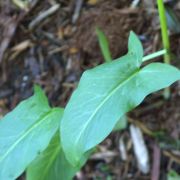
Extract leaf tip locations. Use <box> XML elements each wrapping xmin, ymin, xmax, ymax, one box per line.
<box><xmin>129</xmin><ymin>30</ymin><xmax>136</xmax><ymax>37</ymax></box>
<box><xmin>128</xmin><ymin>31</ymin><xmax>143</xmax><ymax>66</ymax></box>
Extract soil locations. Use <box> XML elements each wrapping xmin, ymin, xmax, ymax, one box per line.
<box><xmin>0</xmin><ymin>0</ymin><xmax>180</xmax><ymax>179</ymax></box>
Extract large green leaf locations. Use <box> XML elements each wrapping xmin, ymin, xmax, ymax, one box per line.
<box><xmin>61</xmin><ymin>32</ymin><xmax>180</xmax><ymax>166</ymax></box>
<box><xmin>60</xmin><ymin>32</ymin><xmax>143</xmax><ymax>165</ymax></box>
<box><xmin>0</xmin><ymin>86</ymin><xmax>63</xmax><ymax>180</ymax></box>
<box><xmin>27</xmin><ymin>132</ymin><xmax>82</xmax><ymax>180</ymax></box>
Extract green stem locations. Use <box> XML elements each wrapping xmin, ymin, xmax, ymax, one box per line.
<box><xmin>157</xmin><ymin>0</ymin><xmax>171</xmax><ymax>99</ymax></box>
<box><xmin>142</xmin><ymin>49</ymin><xmax>166</xmax><ymax>62</ymax></box>
<box><xmin>157</xmin><ymin>0</ymin><xmax>171</xmax><ymax>64</ymax></box>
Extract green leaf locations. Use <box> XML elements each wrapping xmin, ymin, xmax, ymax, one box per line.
<box><xmin>0</xmin><ymin>86</ymin><xmax>63</xmax><ymax>180</ymax></box>
<box><xmin>96</xmin><ymin>27</ymin><xmax>112</xmax><ymax>62</ymax></box>
<box><xmin>60</xmin><ymin>32</ymin><xmax>143</xmax><ymax>165</ymax></box>
<box><xmin>27</xmin><ymin>132</ymin><xmax>81</xmax><ymax>180</ymax></box>
<box><xmin>61</xmin><ymin>32</ymin><xmax>180</xmax><ymax>166</ymax></box>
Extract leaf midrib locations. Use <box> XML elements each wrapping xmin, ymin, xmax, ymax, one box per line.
<box><xmin>0</xmin><ymin>109</ymin><xmax>54</xmax><ymax>164</ymax></box>
<box><xmin>75</xmin><ymin>68</ymin><xmax>140</xmax><ymax>150</ymax></box>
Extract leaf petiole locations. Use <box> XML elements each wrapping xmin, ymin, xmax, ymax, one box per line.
<box><xmin>142</xmin><ymin>49</ymin><xmax>166</xmax><ymax>62</ymax></box>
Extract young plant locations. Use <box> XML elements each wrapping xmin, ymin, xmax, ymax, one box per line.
<box><xmin>60</xmin><ymin>32</ymin><xmax>180</xmax><ymax>166</ymax></box>
<box><xmin>0</xmin><ymin>32</ymin><xmax>179</xmax><ymax>180</ymax></box>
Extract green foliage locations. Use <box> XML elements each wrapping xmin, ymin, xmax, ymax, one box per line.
<box><xmin>0</xmin><ymin>32</ymin><xmax>179</xmax><ymax>179</ymax></box>
<box><xmin>0</xmin><ymin>86</ymin><xmax>63</xmax><ymax>180</ymax></box>
<box><xmin>60</xmin><ymin>32</ymin><xmax>180</xmax><ymax>166</ymax></box>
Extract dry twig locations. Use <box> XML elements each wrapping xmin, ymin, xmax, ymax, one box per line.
<box><xmin>29</xmin><ymin>4</ymin><xmax>60</xmax><ymax>30</ymax></box>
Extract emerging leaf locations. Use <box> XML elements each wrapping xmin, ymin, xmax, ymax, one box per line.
<box><xmin>61</xmin><ymin>32</ymin><xmax>180</xmax><ymax>166</ymax></box>
<box><xmin>96</xmin><ymin>27</ymin><xmax>112</xmax><ymax>62</ymax></box>
<box><xmin>0</xmin><ymin>86</ymin><xmax>63</xmax><ymax>180</ymax></box>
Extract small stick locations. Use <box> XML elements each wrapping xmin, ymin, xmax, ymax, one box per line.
<box><xmin>163</xmin><ymin>151</ymin><xmax>180</xmax><ymax>164</ymax></box>
<box><xmin>72</xmin><ymin>0</ymin><xmax>83</xmax><ymax>24</ymax></box>
<box><xmin>151</xmin><ymin>143</ymin><xmax>161</xmax><ymax>180</ymax></box>
<box><xmin>29</xmin><ymin>4</ymin><xmax>60</xmax><ymax>30</ymax></box>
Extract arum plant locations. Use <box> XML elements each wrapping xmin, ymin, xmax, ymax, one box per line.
<box><xmin>60</xmin><ymin>32</ymin><xmax>180</xmax><ymax>166</ymax></box>
<box><xmin>0</xmin><ymin>32</ymin><xmax>179</xmax><ymax>180</ymax></box>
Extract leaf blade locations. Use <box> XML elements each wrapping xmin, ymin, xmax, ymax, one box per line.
<box><xmin>61</xmin><ymin>33</ymin><xmax>144</xmax><ymax>165</ymax></box>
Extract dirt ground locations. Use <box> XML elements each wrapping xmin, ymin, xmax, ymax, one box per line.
<box><xmin>0</xmin><ymin>0</ymin><xmax>180</xmax><ymax>179</ymax></box>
